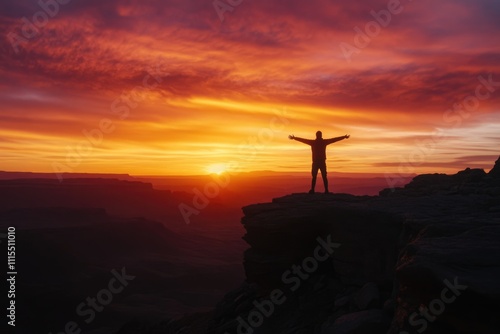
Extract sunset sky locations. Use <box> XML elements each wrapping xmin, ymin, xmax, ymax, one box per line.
<box><xmin>1</xmin><ymin>0</ymin><xmax>499</xmax><ymax>176</ymax></box>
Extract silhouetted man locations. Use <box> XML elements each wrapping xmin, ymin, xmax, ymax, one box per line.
<box><xmin>289</xmin><ymin>131</ymin><xmax>350</xmax><ymax>194</ymax></box>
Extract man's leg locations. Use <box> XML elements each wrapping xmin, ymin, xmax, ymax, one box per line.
<box><xmin>320</xmin><ymin>163</ymin><xmax>329</xmax><ymax>193</ymax></box>
<box><xmin>310</xmin><ymin>163</ymin><xmax>319</xmax><ymax>193</ymax></box>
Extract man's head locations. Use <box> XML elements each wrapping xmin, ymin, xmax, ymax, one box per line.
<box><xmin>316</xmin><ymin>131</ymin><xmax>322</xmax><ymax>139</ymax></box>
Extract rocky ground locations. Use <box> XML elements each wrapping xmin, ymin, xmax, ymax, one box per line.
<box><xmin>119</xmin><ymin>157</ymin><xmax>500</xmax><ymax>334</ymax></box>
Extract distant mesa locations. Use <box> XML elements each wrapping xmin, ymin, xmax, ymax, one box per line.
<box><xmin>380</xmin><ymin>155</ymin><xmax>500</xmax><ymax>197</ymax></box>
<box><xmin>0</xmin><ymin>171</ymin><xmax>135</xmax><ymax>181</ymax></box>
<box><xmin>0</xmin><ymin>177</ymin><xmax>191</xmax><ymax>226</ymax></box>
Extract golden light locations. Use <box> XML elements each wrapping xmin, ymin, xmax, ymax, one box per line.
<box><xmin>206</xmin><ymin>163</ymin><xmax>227</xmax><ymax>175</ymax></box>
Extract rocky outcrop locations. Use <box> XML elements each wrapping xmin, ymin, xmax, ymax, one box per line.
<box><xmin>490</xmin><ymin>156</ymin><xmax>500</xmax><ymax>177</ymax></box>
<box><xmin>241</xmin><ymin>194</ymin><xmax>403</xmax><ymax>290</ymax></box>
<box><xmin>207</xmin><ymin>157</ymin><xmax>500</xmax><ymax>334</ymax></box>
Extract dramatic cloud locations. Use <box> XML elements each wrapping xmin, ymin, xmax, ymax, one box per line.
<box><xmin>0</xmin><ymin>0</ymin><xmax>499</xmax><ymax>175</ymax></box>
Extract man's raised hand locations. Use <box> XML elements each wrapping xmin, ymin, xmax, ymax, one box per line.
<box><xmin>345</xmin><ymin>134</ymin><xmax>350</xmax><ymax>139</ymax></box>
<box><xmin>288</xmin><ymin>135</ymin><xmax>295</xmax><ymax>140</ymax></box>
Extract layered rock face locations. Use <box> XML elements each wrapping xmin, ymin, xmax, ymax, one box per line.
<box><xmin>208</xmin><ymin>157</ymin><xmax>500</xmax><ymax>334</ymax></box>
<box><xmin>242</xmin><ymin>194</ymin><xmax>403</xmax><ymax>287</ymax></box>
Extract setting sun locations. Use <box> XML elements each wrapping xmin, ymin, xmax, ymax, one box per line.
<box><xmin>206</xmin><ymin>163</ymin><xmax>227</xmax><ymax>175</ymax></box>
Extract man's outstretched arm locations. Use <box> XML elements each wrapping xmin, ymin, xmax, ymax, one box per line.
<box><xmin>289</xmin><ymin>135</ymin><xmax>313</xmax><ymax>145</ymax></box>
<box><xmin>325</xmin><ymin>134</ymin><xmax>350</xmax><ymax>145</ymax></box>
